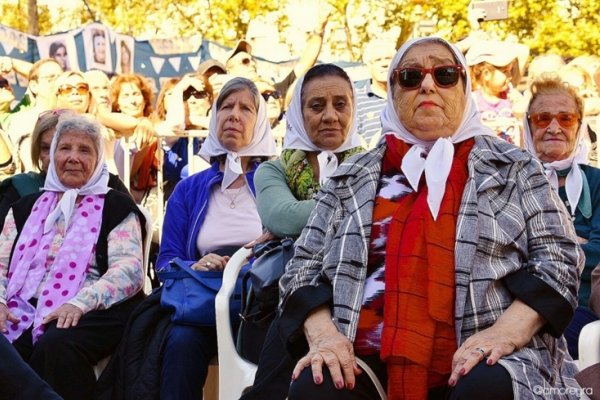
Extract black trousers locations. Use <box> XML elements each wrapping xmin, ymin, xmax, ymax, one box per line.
<box><xmin>288</xmin><ymin>358</ymin><xmax>514</xmax><ymax>400</ymax></box>
<box><xmin>0</xmin><ymin>334</ymin><xmax>62</xmax><ymax>400</ymax></box>
<box><xmin>11</xmin><ymin>295</ymin><xmax>141</xmax><ymax>400</ymax></box>
<box><xmin>240</xmin><ymin>318</ymin><xmax>295</xmax><ymax>400</ymax></box>
<box><xmin>244</xmin><ymin>317</ymin><xmax>513</xmax><ymax>400</ymax></box>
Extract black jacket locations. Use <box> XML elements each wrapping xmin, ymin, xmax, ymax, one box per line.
<box><xmin>96</xmin><ymin>289</ymin><xmax>172</xmax><ymax>400</ymax></box>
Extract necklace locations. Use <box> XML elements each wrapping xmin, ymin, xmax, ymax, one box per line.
<box><xmin>223</xmin><ymin>187</ymin><xmax>244</xmax><ymax>209</ymax></box>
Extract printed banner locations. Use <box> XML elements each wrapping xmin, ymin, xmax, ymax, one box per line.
<box><xmin>115</xmin><ymin>34</ymin><xmax>135</xmax><ymax>74</ymax></box>
<box><xmin>167</xmin><ymin>56</ymin><xmax>181</xmax><ymax>72</ymax></box>
<box><xmin>82</xmin><ymin>23</ymin><xmax>112</xmax><ymax>72</ymax></box>
<box><xmin>0</xmin><ymin>22</ymin><xmax>364</xmax><ymax>101</ymax></box>
<box><xmin>36</xmin><ymin>33</ymin><xmax>80</xmax><ymax>71</ymax></box>
<box><xmin>149</xmin><ymin>56</ymin><xmax>166</xmax><ymax>75</ymax></box>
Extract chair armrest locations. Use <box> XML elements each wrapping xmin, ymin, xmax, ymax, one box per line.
<box><xmin>215</xmin><ymin>247</ymin><xmax>257</xmax><ymax>399</ymax></box>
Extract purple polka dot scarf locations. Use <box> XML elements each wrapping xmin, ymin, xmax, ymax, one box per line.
<box><xmin>4</xmin><ymin>191</ymin><xmax>104</xmax><ymax>342</ymax></box>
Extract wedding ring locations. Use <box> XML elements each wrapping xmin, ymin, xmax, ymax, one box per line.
<box><xmin>475</xmin><ymin>347</ymin><xmax>485</xmax><ymax>358</ymax></box>
<box><xmin>206</xmin><ymin>261</ymin><xmax>211</xmax><ymax>267</ymax></box>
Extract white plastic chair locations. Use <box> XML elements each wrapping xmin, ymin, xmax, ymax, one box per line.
<box><xmin>215</xmin><ymin>246</ymin><xmax>256</xmax><ymax>399</ymax></box>
<box><xmin>93</xmin><ymin>204</ymin><xmax>153</xmax><ymax>379</ymax></box>
<box><xmin>214</xmin><ymin>247</ymin><xmax>388</xmax><ymax>400</ymax></box>
<box><xmin>578</xmin><ymin>320</ymin><xmax>600</xmax><ymax>370</ymax></box>
<box><xmin>136</xmin><ymin>205</ymin><xmax>154</xmax><ymax>294</ymax></box>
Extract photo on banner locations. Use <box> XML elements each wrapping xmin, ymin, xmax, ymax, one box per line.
<box><xmin>116</xmin><ymin>34</ymin><xmax>135</xmax><ymax>74</ymax></box>
<box><xmin>83</xmin><ymin>23</ymin><xmax>112</xmax><ymax>72</ymax></box>
<box><xmin>36</xmin><ymin>33</ymin><xmax>80</xmax><ymax>71</ymax></box>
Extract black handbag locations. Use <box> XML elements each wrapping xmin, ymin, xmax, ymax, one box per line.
<box><xmin>237</xmin><ymin>238</ymin><xmax>294</xmax><ymax>363</ymax></box>
<box><xmin>249</xmin><ymin>238</ymin><xmax>294</xmax><ymax>308</ymax></box>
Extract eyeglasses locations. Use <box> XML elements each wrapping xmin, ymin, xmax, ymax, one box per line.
<box><xmin>262</xmin><ymin>91</ymin><xmax>282</xmax><ymax>101</ymax></box>
<box><xmin>393</xmin><ymin>65</ymin><xmax>464</xmax><ymax>90</ymax></box>
<box><xmin>37</xmin><ymin>74</ymin><xmax>59</xmax><ymax>83</ymax></box>
<box><xmin>0</xmin><ymin>78</ymin><xmax>10</xmax><ymax>90</ymax></box>
<box><xmin>183</xmin><ymin>88</ymin><xmax>209</xmax><ymax>101</ymax></box>
<box><xmin>528</xmin><ymin>112</ymin><xmax>580</xmax><ymax>129</ymax></box>
<box><xmin>57</xmin><ymin>83</ymin><xmax>89</xmax><ymax>96</ymax></box>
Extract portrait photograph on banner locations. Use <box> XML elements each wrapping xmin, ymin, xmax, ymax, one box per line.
<box><xmin>36</xmin><ymin>33</ymin><xmax>79</xmax><ymax>71</ymax></box>
<box><xmin>116</xmin><ymin>35</ymin><xmax>135</xmax><ymax>74</ymax></box>
<box><xmin>83</xmin><ymin>23</ymin><xmax>112</xmax><ymax>72</ymax></box>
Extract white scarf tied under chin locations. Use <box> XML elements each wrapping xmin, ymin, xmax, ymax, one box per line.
<box><xmin>199</xmin><ymin>94</ymin><xmax>276</xmax><ymax>191</ymax></box>
<box><xmin>380</xmin><ymin>37</ymin><xmax>495</xmax><ymax>220</ymax></box>
<box><xmin>401</xmin><ymin>139</ymin><xmax>455</xmax><ymax>216</ymax></box>
<box><xmin>316</xmin><ymin>151</ymin><xmax>339</xmax><ymax>186</ymax></box>
<box><xmin>42</xmin><ymin>128</ymin><xmax>110</xmax><ymax>233</ymax></box>
<box><xmin>523</xmin><ymin>116</ymin><xmax>589</xmax><ymax>216</ymax></box>
<box><xmin>283</xmin><ymin>69</ymin><xmax>362</xmax><ymax>186</ymax></box>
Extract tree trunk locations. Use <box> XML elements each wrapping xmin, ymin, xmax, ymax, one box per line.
<box><xmin>27</xmin><ymin>0</ymin><xmax>39</xmax><ymax>36</ymax></box>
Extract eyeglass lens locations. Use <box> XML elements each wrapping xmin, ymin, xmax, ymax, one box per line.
<box><xmin>396</xmin><ymin>65</ymin><xmax>462</xmax><ymax>89</ymax></box>
<box><xmin>183</xmin><ymin>89</ymin><xmax>208</xmax><ymax>101</ymax></box>
<box><xmin>58</xmin><ymin>84</ymin><xmax>89</xmax><ymax>96</ymax></box>
<box><xmin>530</xmin><ymin>112</ymin><xmax>579</xmax><ymax>128</ymax></box>
<box><xmin>262</xmin><ymin>91</ymin><xmax>281</xmax><ymax>101</ymax></box>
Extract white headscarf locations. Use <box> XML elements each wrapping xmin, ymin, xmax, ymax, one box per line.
<box><xmin>523</xmin><ymin>114</ymin><xmax>588</xmax><ymax>216</ymax></box>
<box><xmin>42</xmin><ymin>115</ymin><xmax>110</xmax><ymax>232</ymax></box>
<box><xmin>283</xmin><ymin>66</ymin><xmax>363</xmax><ymax>185</ymax></box>
<box><xmin>199</xmin><ymin>79</ymin><xmax>277</xmax><ymax>190</ymax></box>
<box><xmin>380</xmin><ymin>37</ymin><xmax>495</xmax><ymax>220</ymax></box>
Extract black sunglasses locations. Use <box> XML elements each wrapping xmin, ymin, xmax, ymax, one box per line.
<box><xmin>262</xmin><ymin>91</ymin><xmax>282</xmax><ymax>101</ymax></box>
<box><xmin>183</xmin><ymin>87</ymin><xmax>209</xmax><ymax>101</ymax></box>
<box><xmin>393</xmin><ymin>65</ymin><xmax>463</xmax><ymax>90</ymax></box>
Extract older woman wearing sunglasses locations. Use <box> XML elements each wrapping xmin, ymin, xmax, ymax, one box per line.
<box><xmin>258</xmin><ymin>37</ymin><xmax>582</xmax><ymax>400</ymax></box>
<box><xmin>524</xmin><ymin>73</ymin><xmax>600</xmax><ymax>362</ymax></box>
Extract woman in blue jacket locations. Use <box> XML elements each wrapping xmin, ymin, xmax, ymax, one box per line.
<box><xmin>523</xmin><ymin>74</ymin><xmax>600</xmax><ymax>359</ymax></box>
<box><xmin>156</xmin><ymin>77</ymin><xmax>276</xmax><ymax>400</ymax></box>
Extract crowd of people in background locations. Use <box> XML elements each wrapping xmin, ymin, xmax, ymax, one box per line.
<box><xmin>0</xmin><ymin>16</ymin><xmax>599</xmax><ymax>209</ymax></box>
<box><xmin>0</xmin><ymin>7</ymin><xmax>600</xmax><ymax>399</ymax></box>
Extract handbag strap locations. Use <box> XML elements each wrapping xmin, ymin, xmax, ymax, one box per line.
<box><xmin>356</xmin><ymin>357</ymin><xmax>387</xmax><ymax>400</ymax></box>
<box><xmin>157</xmin><ymin>270</ymin><xmax>191</xmax><ymax>280</ymax></box>
<box><xmin>157</xmin><ymin>258</ymin><xmax>219</xmax><ymax>285</ymax></box>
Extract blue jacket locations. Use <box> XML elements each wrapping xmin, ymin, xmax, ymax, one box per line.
<box><xmin>156</xmin><ymin>161</ymin><xmax>258</xmax><ymax>270</ymax></box>
<box><xmin>559</xmin><ymin>163</ymin><xmax>600</xmax><ymax>308</ymax></box>
<box><xmin>163</xmin><ymin>138</ymin><xmax>202</xmax><ymax>182</ymax></box>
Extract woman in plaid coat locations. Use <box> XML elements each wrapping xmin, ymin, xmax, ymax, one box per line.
<box><xmin>276</xmin><ymin>37</ymin><xmax>583</xmax><ymax>400</ymax></box>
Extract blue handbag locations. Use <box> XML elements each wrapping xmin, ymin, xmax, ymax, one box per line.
<box><xmin>158</xmin><ymin>257</ymin><xmax>249</xmax><ymax>326</ymax></box>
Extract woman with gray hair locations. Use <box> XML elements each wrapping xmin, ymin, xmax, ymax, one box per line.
<box><xmin>156</xmin><ymin>77</ymin><xmax>276</xmax><ymax>400</ymax></box>
<box><xmin>0</xmin><ymin>109</ymin><xmax>130</xmax><ymax>232</ymax></box>
<box><xmin>0</xmin><ymin>114</ymin><xmax>145</xmax><ymax>400</ymax></box>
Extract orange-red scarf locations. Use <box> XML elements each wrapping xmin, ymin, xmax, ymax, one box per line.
<box><xmin>380</xmin><ymin>135</ymin><xmax>473</xmax><ymax>399</ymax></box>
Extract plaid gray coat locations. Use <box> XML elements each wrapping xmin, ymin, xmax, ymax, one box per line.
<box><xmin>280</xmin><ymin>135</ymin><xmax>583</xmax><ymax>399</ymax></box>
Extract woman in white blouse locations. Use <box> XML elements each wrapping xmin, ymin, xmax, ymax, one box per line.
<box><xmin>156</xmin><ymin>77</ymin><xmax>276</xmax><ymax>400</ymax></box>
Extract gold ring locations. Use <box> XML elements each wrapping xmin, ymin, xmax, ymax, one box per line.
<box><xmin>475</xmin><ymin>347</ymin><xmax>485</xmax><ymax>358</ymax></box>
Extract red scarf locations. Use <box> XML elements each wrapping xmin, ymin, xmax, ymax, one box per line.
<box><xmin>380</xmin><ymin>135</ymin><xmax>473</xmax><ymax>399</ymax></box>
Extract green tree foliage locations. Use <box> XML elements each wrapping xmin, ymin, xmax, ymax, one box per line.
<box><xmin>0</xmin><ymin>0</ymin><xmax>598</xmax><ymax>60</ymax></box>
<box><xmin>0</xmin><ymin>2</ymin><xmax>51</xmax><ymax>35</ymax></box>
<box><xmin>345</xmin><ymin>0</ymin><xmax>599</xmax><ymax>59</ymax></box>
